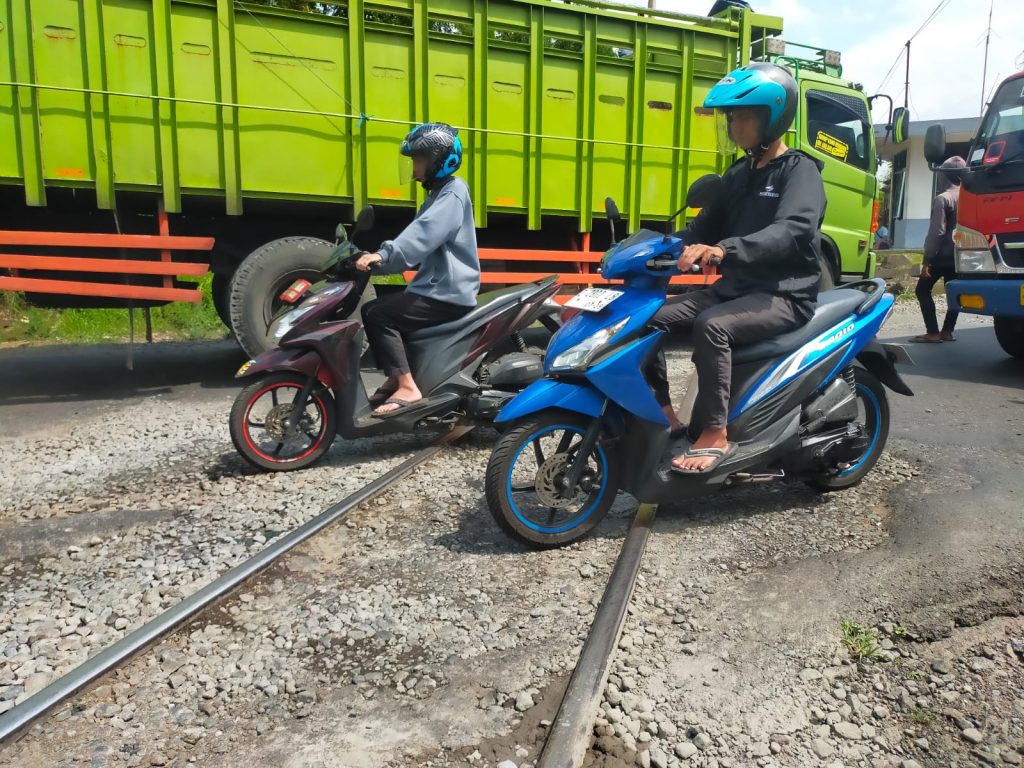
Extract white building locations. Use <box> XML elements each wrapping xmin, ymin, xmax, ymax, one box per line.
<box><xmin>875</xmin><ymin>116</ymin><xmax>981</xmax><ymax>249</ymax></box>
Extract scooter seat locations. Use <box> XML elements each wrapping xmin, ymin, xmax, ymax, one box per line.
<box><xmin>406</xmin><ymin>278</ymin><xmax>555</xmax><ymax>341</ymax></box>
<box><xmin>732</xmin><ymin>288</ymin><xmax>867</xmax><ymax>363</ymax></box>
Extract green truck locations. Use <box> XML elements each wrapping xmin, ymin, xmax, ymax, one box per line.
<box><xmin>0</xmin><ymin>0</ymin><xmax>896</xmax><ymax>355</ymax></box>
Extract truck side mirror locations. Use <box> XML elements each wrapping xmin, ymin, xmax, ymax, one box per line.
<box><xmin>891</xmin><ymin>107</ymin><xmax>908</xmax><ymax>145</ymax></box>
<box><xmin>924</xmin><ymin>124</ymin><xmax>947</xmax><ymax>166</ymax></box>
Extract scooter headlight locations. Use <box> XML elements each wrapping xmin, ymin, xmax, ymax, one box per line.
<box><xmin>550</xmin><ymin>317</ymin><xmax>630</xmax><ymax>372</ymax></box>
<box><xmin>269</xmin><ymin>284</ymin><xmax>347</xmax><ymax>343</ymax></box>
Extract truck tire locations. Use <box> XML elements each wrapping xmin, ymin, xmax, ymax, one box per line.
<box><xmin>818</xmin><ymin>243</ymin><xmax>837</xmax><ymax>291</ymax></box>
<box><xmin>228</xmin><ymin>237</ymin><xmax>332</xmax><ymax>359</ymax></box>
<box><xmin>211</xmin><ymin>272</ymin><xmax>232</xmax><ymax>328</ymax></box>
<box><xmin>994</xmin><ymin>316</ymin><xmax>1024</xmax><ymax>360</ymax></box>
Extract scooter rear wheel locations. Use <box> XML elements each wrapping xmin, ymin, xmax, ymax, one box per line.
<box><xmin>485</xmin><ymin>412</ymin><xmax>619</xmax><ymax>548</ymax></box>
<box><xmin>230</xmin><ymin>372</ymin><xmax>336</xmax><ymax>472</ymax></box>
<box><xmin>806</xmin><ymin>367</ymin><xmax>889</xmax><ymax>491</ymax></box>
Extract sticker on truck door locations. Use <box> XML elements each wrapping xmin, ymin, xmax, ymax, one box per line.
<box><xmin>813</xmin><ymin>131</ymin><xmax>850</xmax><ymax>161</ymax></box>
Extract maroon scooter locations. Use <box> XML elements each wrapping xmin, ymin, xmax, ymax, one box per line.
<box><xmin>229</xmin><ymin>208</ymin><xmax>560</xmax><ymax>471</ymax></box>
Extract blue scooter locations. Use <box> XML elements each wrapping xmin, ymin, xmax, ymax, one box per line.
<box><xmin>484</xmin><ymin>175</ymin><xmax>914</xmax><ymax>547</ymax></box>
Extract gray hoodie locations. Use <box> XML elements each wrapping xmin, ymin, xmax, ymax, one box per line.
<box><xmin>922</xmin><ymin>173</ymin><xmax>960</xmax><ymax>269</ymax></box>
<box><xmin>376</xmin><ymin>176</ymin><xmax>480</xmax><ymax>307</ymax></box>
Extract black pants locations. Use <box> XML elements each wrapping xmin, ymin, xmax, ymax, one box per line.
<box><xmin>645</xmin><ymin>288</ymin><xmax>807</xmax><ymax>432</ymax></box>
<box><xmin>915</xmin><ymin>264</ymin><xmax>958</xmax><ymax>335</ymax></box>
<box><xmin>361</xmin><ymin>291</ymin><xmax>471</xmax><ymax>378</ymax></box>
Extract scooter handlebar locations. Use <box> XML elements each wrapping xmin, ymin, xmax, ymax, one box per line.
<box><xmin>646</xmin><ymin>257</ymin><xmax>702</xmax><ymax>273</ymax></box>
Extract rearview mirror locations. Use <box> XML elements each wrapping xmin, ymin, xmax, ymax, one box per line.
<box><xmin>604</xmin><ymin>197</ymin><xmax>622</xmax><ymax>244</ymax></box>
<box><xmin>686</xmin><ymin>174</ymin><xmax>725</xmax><ymax>209</ymax></box>
<box><xmin>924</xmin><ymin>124</ymin><xmax>947</xmax><ymax>166</ymax></box>
<box><xmin>353</xmin><ymin>205</ymin><xmax>375</xmax><ymax>237</ymax></box>
<box><xmin>891</xmin><ymin>107</ymin><xmax>909</xmax><ymax>145</ymax></box>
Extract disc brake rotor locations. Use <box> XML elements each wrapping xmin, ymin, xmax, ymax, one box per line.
<box><xmin>261</xmin><ymin>400</ymin><xmax>318</xmax><ymax>442</ymax></box>
<box><xmin>262</xmin><ymin>403</ymin><xmax>294</xmax><ymax>441</ymax></box>
<box><xmin>533</xmin><ymin>451</ymin><xmax>598</xmax><ymax>509</ymax></box>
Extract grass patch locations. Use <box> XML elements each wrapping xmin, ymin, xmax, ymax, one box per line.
<box><xmin>840</xmin><ymin>620</ymin><xmax>883</xmax><ymax>661</ymax></box>
<box><xmin>911</xmin><ymin>708</ymin><xmax>932</xmax><ymax>725</ymax></box>
<box><xmin>0</xmin><ymin>274</ymin><xmax>228</xmax><ymax>346</ymax></box>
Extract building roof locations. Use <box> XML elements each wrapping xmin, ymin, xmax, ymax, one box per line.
<box><xmin>874</xmin><ymin>115</ymin><xmax>981</xmax><ymax>144</ymax></box>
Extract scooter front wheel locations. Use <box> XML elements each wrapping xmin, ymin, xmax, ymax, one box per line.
<box><xmin>485</xmin><ymin>412</ymin><xmax>619</xmax><ymax>548</ymax></box>
<box><xmin>230</xmin><ymin>372</ymin><xmax>336</xmax><ymax>472</ymax></box>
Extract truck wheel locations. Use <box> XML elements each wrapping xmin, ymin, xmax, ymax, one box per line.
<box><xmin>211</xmin><ymin>272</ymin><xmax>232</xmax><ymax>328</ymax></box>
<box><xmin>228</xmin><ymin>237</ymin><xmax>332</xmax><ymax>359</ymax></box>
<box><xmin>994</xmin><ymin>316</ymin><xmax>1024</xmax><ymax>360</ymax></box>
<box><xmin>818</xmin><ymin>245</ymin><xmax>837</xmax><ymax>291</ymax></box>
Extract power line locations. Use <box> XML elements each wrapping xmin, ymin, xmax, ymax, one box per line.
<box><xmin>872</xmin><ymin>0</ymin><xmax>950</xmax><ymax>109</ymax></box>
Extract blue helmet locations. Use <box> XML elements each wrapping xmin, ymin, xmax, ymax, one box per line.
<box><xmin>400</xmin><ymin>122</ymin><xmax>463</xmax><ymax>183</ymax></box>
<box><xmin>704</xmin><ymin>62</ymin><xmax>798</xmax><ymax>146</ymax></box>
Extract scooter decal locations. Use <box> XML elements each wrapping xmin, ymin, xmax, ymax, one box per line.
<box><xmin>733</xmin><ymin>319</ymin><xmax>857</xmax><ymax>417</ymax></box>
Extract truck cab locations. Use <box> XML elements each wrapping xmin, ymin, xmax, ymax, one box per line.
<box><xmin>926</xmin><ymin>72</ymin><xmax>1024</xmax><ymax>359</ymax></box>
<box><xmin>754</xmin><ymin>41</ymin><xmax>885</xmax><ymax>288</ymax></box>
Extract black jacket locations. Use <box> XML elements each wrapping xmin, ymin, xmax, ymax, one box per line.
<box><xmin>677</xmin><ymin>149</ymin><xmax>827</xmax><ymax>317</ymax></box>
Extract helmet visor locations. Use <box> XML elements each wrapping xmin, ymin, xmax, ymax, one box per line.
<box><xmin>399</xmin><ymin>153</ymin><xmax>415</xmax><ymax>185</ymax></box>
<box><xmin>715</xmin><ymin>110</ymin><xmax>739</xmax><ymax>157</ymax></box>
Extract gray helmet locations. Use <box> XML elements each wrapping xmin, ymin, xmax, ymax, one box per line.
<box><xmin>400</xmin><ymin>122</ymin><xmax>463</xmax><ymax>183</ymax></box>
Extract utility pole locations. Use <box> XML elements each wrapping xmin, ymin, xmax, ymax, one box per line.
<box><xmin>980</xmin><ymin>0</ymin><xmax>994</xmax><ymax>115</ymax></box>
<box><xmin>904</xmin><ymin>40</ymin><xmax>911</xmax><ymax>109</ymax></box>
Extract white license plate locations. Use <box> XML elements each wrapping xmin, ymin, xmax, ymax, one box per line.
<box><xmin>566</xmin><ymin>288</ymin><xmax>623</xmax><ymax>312</ymax></box>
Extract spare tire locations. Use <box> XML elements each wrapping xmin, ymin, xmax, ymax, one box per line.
<box><xmin>228</xmin><ymin>237</ymin><xmax>375</xmax><ymax>359</ymax></box>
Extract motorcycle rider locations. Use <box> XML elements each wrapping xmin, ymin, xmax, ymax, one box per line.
<box><xmin>355</xmin><ymin>122</ymin><xmax>480</xmax><ymax>416</ymax></box>
<box><xmin>645</xmin><ymin>63</ymin><xmax>827</xmax><ymax>474</ymax></box>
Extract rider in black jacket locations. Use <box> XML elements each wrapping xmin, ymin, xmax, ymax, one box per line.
<box><xmin>646</xmin><ymin>62</ymin><xmax>827</xmax><ymax>474</ymax></box>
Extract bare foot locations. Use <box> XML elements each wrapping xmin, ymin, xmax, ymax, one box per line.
<box><xmin>373</xmin><ymin>385</ymin><xmax>423</xmax><ymax>415</ymax></box>
<box><xmin>671</xmin><ymin>428</ymin><xmax>729</xmax><ymax>472</ymax></box>
<box><xmin>940</xmin><ymin>332</ymin><xmax>956</xmax><ymax>342</ymax></box>
<box><xmin>911</xmin><ymin>333</ymin><xmax>943</xmax><ymax>343</ymax></box>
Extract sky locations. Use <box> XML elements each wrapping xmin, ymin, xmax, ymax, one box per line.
<box><xmin>618</xmin><ymin>0</ymin><xmax>1024</xmax><ymax>121</ymax></box>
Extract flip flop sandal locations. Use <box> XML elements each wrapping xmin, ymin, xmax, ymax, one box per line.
<box><xmin>941</xmin><ymin>336</ymin><xmax>957</xmax><ymax>342</ymax></box>
<box><xmin>670</xmin><ymin>443</ymin><xmax>737</xmax><ymax>475</ymax></box>
<box><xmin>368</xmin><ymin>387</ymin><xmax>397</xmax><ymax>406</ymax></box>
<box><xmin>372</xmin><ymin>397</ymin><xmax>423</xmax><ymax>418</ymax></box>
<box><xmin>910</xmin><ymin>335</ymin><xmax>943</xmax><ymax>343</ymax></box>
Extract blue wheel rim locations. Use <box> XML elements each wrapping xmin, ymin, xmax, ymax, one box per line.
<box><xmin>506</xmin><ymin>424</ymin><xmax>609</xmax><ymax>534</ymax></box>
<box><xmin>838</xmin><ymin>382</ymin><xmax>882</xmax><ymax>478</ymax></box>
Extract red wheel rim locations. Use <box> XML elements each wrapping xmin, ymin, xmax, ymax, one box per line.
<box><xmin>241</xmin><ymin>382</ymin><xmax>328</xmax><ymax>463</ymax></box>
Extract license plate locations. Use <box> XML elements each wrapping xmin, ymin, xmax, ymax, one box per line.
<box><xmin>565</xmin><ymin>288</ymin><xmax>623</xmax><ymax>312</ymax></box>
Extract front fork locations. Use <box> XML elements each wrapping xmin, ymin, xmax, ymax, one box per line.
<box><xmin>286</xmin><ymin>373</ymin><xmax>321</xmax><ymax>436</ymax></box>
<box><xmin>558</xmin><ymin>401</ymin><xmax>608</xmax><ymax>498</ymax></box>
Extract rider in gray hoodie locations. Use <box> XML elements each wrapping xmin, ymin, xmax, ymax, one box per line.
<box><xmin>356</xmin><ymin>123</ymin><xmax>480</xmax><ymax>415</ymax></box>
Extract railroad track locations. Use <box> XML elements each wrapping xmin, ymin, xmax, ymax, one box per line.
<box><xmin>0</xmin><ymin>428</ymin><xmax>472</xmax><ymax>745</ymax></box>
<box><xmin>536</xmin><ymin>504</ymin><xmax>657</xmax><ymax>768</ymax></box>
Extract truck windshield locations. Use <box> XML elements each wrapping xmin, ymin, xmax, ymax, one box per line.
<box><xmin>971</xmin><ymin>76</ymin><xmax>1024</xmax><ymax>166</ymax></box>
